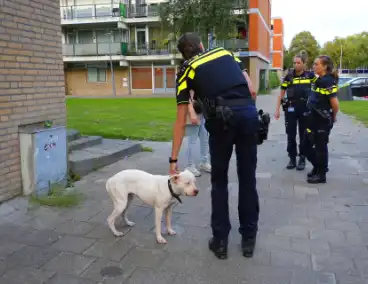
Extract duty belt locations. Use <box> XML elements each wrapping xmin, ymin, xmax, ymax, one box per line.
<box><xmin>216</xmin><ymin>98</ymin><xmax>255</xmax><ymax>107</ymax></box>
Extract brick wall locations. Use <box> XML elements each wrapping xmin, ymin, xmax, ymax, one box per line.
<box><xmin>0</xmin><ymin>0</ymin><xmax>66</xmax><ymax>202</ymax></box>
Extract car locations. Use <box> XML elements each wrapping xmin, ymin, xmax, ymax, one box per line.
<box><xmin>339</xmin><ymin>77</ymin><xmax>368</xmax><ymax>99</ymax></box>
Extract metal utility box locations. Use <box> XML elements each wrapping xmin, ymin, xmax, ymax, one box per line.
<box><xmin>19</xmin><ymin>125</ymin><xmax>68</xmax><ymax>196</ymax></box>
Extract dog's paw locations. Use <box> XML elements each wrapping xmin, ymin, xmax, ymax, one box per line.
<box><xmin>126</xmin><ymin>221</ymin><xmax>135</xmax><ymax>227</ymax></box>
<box><xmin>156</xmin><ymin>235</ymin><xmax>167</xmax><ymax>244</ymax></box>
<box><xmin>114</xmin><ymin>231</ymin><xmax>124</xmax><ymax>237</ymax></box>
<box><xmin>167</xmin><ymin>228</ymin><xmax>177</xmax><ymax>236</ymax></box>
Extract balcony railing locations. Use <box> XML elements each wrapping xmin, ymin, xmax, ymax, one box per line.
<box><xmin>61</xmin><ymin>4</ymin><xmax>121</xmax><ymax>20</ymax></box>
<box><xmin>62</xmin><ymin>43</ymin><xmax>123</xmax><ymax>56</ymax></box>
<box><xmin>214</xmin><ymin>39</ymin><xmax>248</xmax><ymax>51</ymax></box>
<box><xmin>127</xmin><ymin>42</ymin><xmax>176</xmax><ymax>56</ymax></box>
<box><xmin>127</xmin><ymin>4</ymin><xmax>159</xmax><ymax>18</ymax></box>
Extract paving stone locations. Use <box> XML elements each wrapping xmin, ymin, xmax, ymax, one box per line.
<box><xmin>256</xmin><ymin>172</ymin><xmax>273</xmax><ymax>179</ymax></box>
<box><xmin>0</xmin><ymin>240</ymin><xmax>26</xmax><ymax>260</ymax></box>
<box><xmin>54</xmin><ymin>220</ymin><xmax>97</xmax><ymax>236</ymax></box>
<box><xmin>325</xmin><ymin>220</ymin><xmax>361</xmax><ymax>232</ymax></box>
<box><xmin>5</xmin><ymin>246</ymin><xmax>60</xmax><ymax>269</ymax></box>
<box><xmin>257</xmin><ymin>234</ymin><xmax>292</xmax><ymax>251</ymax></box>
<box><xmin>270</xmin><ymin>249</ymin><xmax>312</xmax><ymax>269</ymax></box>
<box><xmin>294</xmin><ymin>185</ymin><xmax>319</xmax><ymax>199</ymax></box>
<box><xmin>275</xmin><ymin>225</ymin><xmax>310</xmax><ymax>239</ymax></box>
<box><xmin>52</xmin><ymin>235</ymin><xmax>96</xmax><ymax>254</ymax></box>
<box><xmin>120</xmin><ymin>247</ymin><xmax>168</xmax><ymax>269</ymax></box>
<box><xmin>160</xmin><ymin>253</ymin><xmax>213</xmax><ymax>276</ymax></box>
<box><xmin>310</xmin><ymin>229</ymin><xmax>346</xmax><ymax>245</ymax></box>
<box><xmin>81</xmin><ymin>257</ymin><xmax>135</xmax><ymax>283</ymax></box>
<box><xmin>0</xmin><ymin>260</ymin><xmax>6</xmax><ymax>276</ymax></box>
<box><xmin>291</xmin><ymin>238</ymin><xmax>330</xmax><ymax>255</ymax></box>
<box><xmin>0</xmin><ymin>267</ymin><xmax>55</xmax><ymax>284</ymax></box>
<box><xmin>85</xmin><ymin>223</ymin><xmax>131</xmax><ymax>239</ymax></box>
<box><xmin>125</xmin><ymin>268</ymin><xmax>177</xmax><ymax>284</ymax></box>
<box><xmin>42</xmin><ymin>252</ymin><xmax>96</xmax><ymax>276</ymax></box>
<box><xmin>45</xmin><ymin>273</ymin><xmax>97</xmax><ymax>284</ymax></box>
<box><xmin>312</xmin><ymin>254</ymin><xmax>358</xmax><ymax>277</ymax></box>
<box><xmin>83</xmin><ymin>238</ymin><xmax>132</xmax><ymax>262</ymax></box>
<box><xmin>291</xmin><ymin>269</ymin><xmax>336</xmax><ymax>284</ymax></box>
<box><xmin>12</xmin><ymin>229</ymin><xmax>63</xmax><ymax>247</ymax></box>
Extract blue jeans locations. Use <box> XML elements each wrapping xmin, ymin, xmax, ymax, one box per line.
<box><xmin>186</xmin><ymin>115</ymin><xmax>209</xmax><ymax>166</ymax></box>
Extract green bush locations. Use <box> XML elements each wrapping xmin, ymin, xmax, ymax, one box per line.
<box><xmin>269</xmin><ymin>71</ymin><xmax>281</xmax><ymax>89</ymax></box>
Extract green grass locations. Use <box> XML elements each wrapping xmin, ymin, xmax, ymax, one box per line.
<box><xmin>67</xmin><ymin>98</ymin><xmax>177</xmax><ymax>141</ymax></box>
<box><xmin>339</xmin><ymin>101</ymin><xmax>368</xmax><ymax>126</ymax></box>
<box><xmin>142</xmin><ymin>146</ymin><xmax>154</xmax><ymax>152</ymax></box>
<box><xmin>30</xmin><ymin>186</ymin><xmax>85</xmax><ymax>208</ymax></box>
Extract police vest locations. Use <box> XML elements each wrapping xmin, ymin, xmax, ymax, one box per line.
<box><xmin>176</xmin><ymin>47</ymin><xmax>251</xmax><ymax>101</ymax></box>
<box><xmin>308</xmin><ymin>76</ymin><xmax>338</xmax><ymax>111</ymax></box>
<box><xmin>284</xmin><ymin>72</ymin><xmax>313</xmax><ymax>102</ymax></box>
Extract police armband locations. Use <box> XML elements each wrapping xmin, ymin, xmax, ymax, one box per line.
<box><xmin>256</xmin><ymin>109</ymin><xmax>271</xmax><ymax>145</ymax></box>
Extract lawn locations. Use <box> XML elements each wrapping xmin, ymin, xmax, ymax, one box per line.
<box><xmin>339</xmin><ymin>100</ymin><xmax>368</xmax><ymax>126</ymax></box>
<box><xmin>67</xmin><ymin>98</ymin><xmax>177</xmax><ymax>141</ymax></box>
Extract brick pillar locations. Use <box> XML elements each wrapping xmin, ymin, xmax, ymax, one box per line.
<box><xmin>0</xmin><ymin>0</ymin><xmax>66</xmax><ymax>202</ymax></box>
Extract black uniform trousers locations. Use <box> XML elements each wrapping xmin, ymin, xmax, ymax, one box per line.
<box><xmin>205</xmin><ymin>107</ymin><xmax>260</xmax><ymax>241</ymax></box>
<box><xmin>284</xmin><ymin>101</ymin><xmax>307</xmax><ymax>158</ymax></box>
<box><xmin>303</xmin><ymin>114</ymin><xmax>331</xmax><ymax>174</ymax></box>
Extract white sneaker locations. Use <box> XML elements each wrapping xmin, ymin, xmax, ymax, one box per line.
<box><xmin>186</xmin><ymin>166</ymin><xmax>201</xmax><ymax>177</ymax></box>
<box><xmin>199</xmin><ymin>163</ymin><xmax>211</xmax><ymax>173</ymax></box>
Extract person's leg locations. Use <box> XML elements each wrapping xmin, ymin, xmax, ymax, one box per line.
<box><xmin>186</xmin><ymin>125</ymin><xmax>201</xmax><ymax>177</ymax></box>
<box><xmin>235</xmin><ymin>120</ymin><xmax>259</xmax><ymax>258</ymax></box>
<box><xmin>208</xmin><ymin>121</ymin><xmax>234</xmax><ymax>259</ymax></box>
<box><xmin>308</xmin><ymin>127</ymin><xmax>329</xmax><ymax>184</ymax></box>
<box><xmin>198</xmin><ymin>116</ymin><xmax>211</xmax><ymax>172</ymax></box>
<box><xmin>296</xmin><ymin>110</ymin><xmax>306</xmax><ymax>171</ymax></box>
<box><xmin>285</xmin><ymin>111</ymin><xmax>297</xmax><ymax>169</ymax></box>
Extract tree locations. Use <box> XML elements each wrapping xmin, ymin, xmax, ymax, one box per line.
<box><xmin>283</xmin><ymin>45</ymin><xmax>293</xmax><ymax>70</ymax></box>
<box><xmin>158</xmin><ymin>0</ymin><xmax>248</xmax><ymax>49</ymax></box>
<box><xmin>288</xmin><ymin>31</ymin><xmax>320</xmax><ymax>68</ymax></box>
<box><xmin>320</xmin><ymin>32</ymin><xmax>368</xmax><ymax>69</ymax></box>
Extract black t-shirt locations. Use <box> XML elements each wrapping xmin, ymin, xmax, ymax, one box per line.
<box><xmin>176</xmin><ymin>47</ymin><xmax>251</xmax><ymax>105</ymax></box>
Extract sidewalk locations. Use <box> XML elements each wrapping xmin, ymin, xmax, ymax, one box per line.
<box><xmin>0</xmin><ymin>94</ymin><xmax>368</xmax><ymax>284</ymax></box>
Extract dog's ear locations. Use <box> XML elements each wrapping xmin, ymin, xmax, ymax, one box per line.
<box><xmin>169</xmin><ymin>174</ymin><xmax>180</xmax><ymax>184</ymax></box>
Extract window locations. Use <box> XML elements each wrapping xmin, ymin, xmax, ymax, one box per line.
<box><xmin>351</xmin><ymin>78</ymin><xmax>365</xmax><ymax>86</ymax></box>
<box><xmin>87</xmin><ymin>68</ymin><xmax>106</xmax><ymax>82</ymax></box>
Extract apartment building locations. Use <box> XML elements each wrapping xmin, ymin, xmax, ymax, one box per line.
<box><xmin>61</xmin><ymin>0</ymin><xmax>274</xmax><ymax>95</ymax></box>
<box><xmin>270</xmin><ymin>17</ymin><xmax>284</xmax><ymax>77</ymax></box>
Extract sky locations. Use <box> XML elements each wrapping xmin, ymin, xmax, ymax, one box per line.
<box><xmin>271</xmin><ymin>0</ymin><xmax>368</xmax><ymax>48</ymax></box>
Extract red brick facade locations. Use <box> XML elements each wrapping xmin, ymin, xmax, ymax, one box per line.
<box><xmin>0</xmin><ymin>0</ymin><xmax>66</xmax><ymax>201</ymax></box>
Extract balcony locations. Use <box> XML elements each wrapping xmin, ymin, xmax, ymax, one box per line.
<box><xmin>62</xmin><ymin>43</ymin><xmax>123</xmax><ymax>56</ymax></box>
<box><xmin>127</xmin><ymin>4</ymin><xmax>159</xmax><ymax>17</ymax></box>
<box><xmin>214</xmin><ymin>39</ymin><xmax>248</xmax><ymax>51</ymax></box>
<box><xmin>127</xmin><ymin>42</ymin><xmax>177</xmax><ymax>56</ymax></box>
<box><xmin>61</xmin><ymin>3</ymin><xmax>121</xmax><ymax>25</ymax></box>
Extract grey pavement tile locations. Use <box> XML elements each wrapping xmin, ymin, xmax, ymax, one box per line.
<box><xmin>120</xmin><ymin>247</ymin><xmax>168</xmax><ymax>269</ymax></box>
<box><xmin>0</xmin><ymin>240</ymin><xmax>26</xmax><ymax>260</ymax></box>
<box><xmin>270</xmin><ymin>249</ymin><xmax>312</xmax><ymax>269</ymax></box>
<box><xmin>45</xmin><ymin>273</ymin><xmax>97</xmax><ymax>284</ymax></box>
<box><xmin>354</xmin><ymin>258</ymin><xmax>368</xmax><ymax>279</ymax></box>
<box><xmin>330</xmin><ymin>244</ymin><xmax>368</xmax><ymax>259</ymax></box>
<box><xmin>312</xmin><ymin>254</ymin><xmax>359</xmax><ymax>277</ymax></box>
<box><xmin>0</xmin><ymin>267</ymin><xmax>55</xmax><ymax>284</ymax></box>
<box><xmin>274</xmin><ymin>225</ymin><xmax>310</xmax><ymax>239</ymax></box>
<box><xmin>0</xmin><ymin>260</ymin><xmax>6</xmax><ymax>276</ymax></box>
<box><xmin>325</xmin><ymin>220</ymin><xmax>361</xmax><ymax>233</ymax></box>
<box><xmin>42</xmin><ymin>252</ymin><xmax>96</xmax><ymax>276</ymax></box>
<box><xmin>85</xmin><ymin>222</ymin><xmax>131</xmax><ymax>240</ymax></box>
<box><xmin>310</xmin><ymin>229</ymin><xmax>346</xmax><ymax>245</ymax></box>
<box><xmin>291</xmin><ymin>269</ymin><xmax>336</xmax><ymax>284</ymax></box>
<box><xmin>256</xmin><ymin>234</ymin><xmax>292</xmax><ymax>252</ymax></box>
<box><xmin>290</xmin><ymin>238</ymin><xmax>330</xmax><ymax>256</ymax></box>
<box><xmin>51</xmin><ymin>235</ymin><xmax>97</xmax><ymax>254</ymax></box>
<box><xmin>12</xmin><ymin>229</ymin><xmax>63</xmax><ymax>248</ymax></box>
<box><xmin>81</xmin><ymin>257</ymin><xmax>135</xmax><ymax>284</ymax></box>
<box><xmin>4</xmin><ymin>245</ymin><xmax>60</xmax><ymax>269</ymax></box>
<box><xmin>125</xmin><ymin>268</ymin><xmax>177</xmax><ymax>284</ymax></box>
<box><xmin>83</xmin><ymin>238</ymin><xmax>133</xmax><ymax>262</ymax></box>
<box><xmin>173</xmin><ymin>273</ymin><xmax>223</xmax><ymax>284</ymax></box>
<box><xmin>54</xmin><ymin>219</ymin><xmax>97</xmax><ymax>236</ymax></box>
<box><xmin>61</xmin><ymin>205</ymin><xmax>102</xmax><ymax>222</ymax></box>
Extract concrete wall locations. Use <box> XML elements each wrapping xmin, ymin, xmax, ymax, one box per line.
<box><xmin>0</xmin><ymin>0</ymin><xmax>66</xmax><ymax>201</ymax></box>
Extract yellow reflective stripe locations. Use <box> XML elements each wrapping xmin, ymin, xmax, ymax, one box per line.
<box><xmin>292</xmin><ymin>79</ymin><xmax>311</xmax><ymax>84</ymax></box>
<box><xmin>177</xmin><ymin>81</ymin><xmax>187</xmax><ymax>96</ymax></box>
<box><xmin>312</xmin><ymin>86</ymin><xmax>338</xmax><ymax>95</ymax></box>
<box><xmin>190</xmin><ymin>50</ymin><xmax>232</xmax><ymax>69</ymax></box>
<box><xmin>178</xmin><ymin>48</ymin><xmax>224</xmax><ymax>83</ymax></box>
<box><xmin>306</xmin><ymin>128</ymin><xmax>311</xmax><ymax>133</ymax></box>
<box><xmin>311</xmin><ymin>76</ymin><xmax>318</xmax><ymax>83</ymax></box>
<box><xmin>188</xmin><ymin>69</ymin><xmax>195</xmax><ymax>79</ymax></box>
<box><xmin>281</xmin><ymin>82</ymin><xmax>289</xmax><ymax>87</ymax></box>
<box><xmin>234</xmin><ymin>56</ymin><xmax>241</xmax><ymax>63</ymax></box>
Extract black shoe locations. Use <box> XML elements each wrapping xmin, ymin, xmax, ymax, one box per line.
<box><xmin>241</xmin><ymin>236</ymin><xmax>256</xmax><ymax>258</ymax></box>
<box><xmin>296</xmin><ymin>156</ymin><xmax>306</xmax><ymax>171</ymax></box>
<box><xmin>209</xmin><ymin>238</ymin><xmax>228</xmax><ymax>260</ymax></box>
<box><xmin>308</xmin><ymin>167</ymin><xmax>329</xmax><ymax>178</ymax></box>
<box><xmin>307</xmin><ymin>174</ymin><xmax>326</xmax><ymax>184</ymax></box>
<box><xmin>286</xmin><ymin>158</ymin><xmax>296</xmax><ymax>169</ymax></box>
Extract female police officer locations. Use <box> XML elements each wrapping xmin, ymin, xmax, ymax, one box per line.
<box><xmin>303</xmin><ymin>55</ymin><xmax>339</xmax><ymax>184</ymax></box>
<box><xmin>275</xmin><ymin>52</ymin><xmax>315</xmax><ymax>171</ymax></box>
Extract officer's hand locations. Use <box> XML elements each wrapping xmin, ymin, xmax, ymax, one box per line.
<box><xmin>169</xmin><ymin>163</ymin><xmax>178</xmax><ymax>175</ymax></box>
<box><xmin>190</xmin><ymin>117</ymin><xmax>200</xmax><ymax>125</ymax></box>
<box><xmin>274</xmin><ymin>110</ymin><xmax>280</xmax><ymax>120</ymax></box>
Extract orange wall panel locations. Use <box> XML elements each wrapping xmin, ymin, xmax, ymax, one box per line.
<box><xmin>272</xmin><ymin>53</ymin><xmax>282</xmax><ymax>69</ymax></box>
<box><xmin>273</xmin><ymin>18</ymin><xmax>283</xmax><ymax>35</ymax></box>
<box><xmin>273</xmin><ymin>36</ymin><xmax>282</xmax><ymax>52</ymax></box>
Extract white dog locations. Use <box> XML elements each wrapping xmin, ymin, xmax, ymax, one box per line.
<box><xmin>106</xmin><ymin>169</ymin><xmax>199</xmax><ymax>244</ymax></box>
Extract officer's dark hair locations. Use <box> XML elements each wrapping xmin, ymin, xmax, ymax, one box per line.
<box><xmin>177</xmin><ymin>33</ymin><xmax>203</xmax><ymax>61</ymax></box>
<box><xmin>294</xmin><ymin>50</ymin><xmax>308</xmax><ymax>64</ymax></box>
<box><xmin>318</xmin><ymin>55</ymin><xmax>339</xmax><ymax>84</ymax></box>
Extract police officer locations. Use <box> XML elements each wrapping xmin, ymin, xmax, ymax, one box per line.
<box><xmin>303</xmin><ymin>55</ymin><xmax>339</xmax><ymax>184</ymax></box>
<box><xmin>169</xmin><ymin>33</ymin><xmax>261</xmax><ymax>260</ymax></box>
<box><xmin>275</xmin><ymin>53</ymin><xmax>315</xmax><ymax>171</ymax></box>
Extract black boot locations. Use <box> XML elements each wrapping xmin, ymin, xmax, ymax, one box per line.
<box><xmin>307</xmin><ymin>171</ymin><xmax>326</xmax><ymax>184</ymax></box>
<box><xmin>209</xmin><ymin>238</ymin><xmax>228</xmax><ymax>260</ymax></box>
<box><xmin>241</xmin><ymin>236</ymin><xmax>256</xmax><ymax>258</ymax></box>
<box><xmin>308</xmin><ymin>167</ymin><xmax>329</xmax><ymax>177</ymax></box>
<box><xmin>296</xmin><ymin>156</ymin><xmax>306</xmax><ymax>171</ymax></box>
<box><xmin>286</xmin><ymin>157</ymin><xmax>296</xmax><ymax>169</ymax></box>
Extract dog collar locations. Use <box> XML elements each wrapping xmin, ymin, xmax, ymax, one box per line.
<box><xmin>167</xmin><ymin>180</ymin><xmax>182</xmax><ymax>204</ymax></box>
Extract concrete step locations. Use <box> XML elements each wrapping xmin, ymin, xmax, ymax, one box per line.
<box><xmin>68</xmin><ymin>139</ymin><xmax>142</xmax><ymax>176</ymax></box>
<box><xmin>68</xmin><ymin>136</ymin><xmax>103</xmax><ymax>152</ymax></box>
<box><xmin>67</xmin><ymin>129</ymin><xmax>81</xmax><ymax>142</ymax></box>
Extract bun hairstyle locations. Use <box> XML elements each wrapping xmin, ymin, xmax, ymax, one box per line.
<box><xmin>318</xmin><ymin>55</ymin><xmax>339</xmax><ymax>84</ymax></box>
<box><xmin>295</xmin><ymin>50</ymin><xmax>308</xmax><ymax>64</ymax></box>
